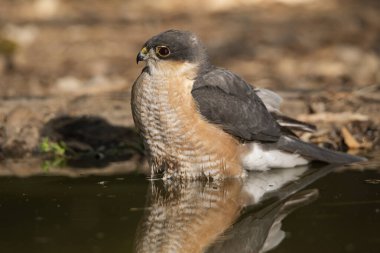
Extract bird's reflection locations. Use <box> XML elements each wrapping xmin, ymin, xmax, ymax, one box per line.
<box><xmin>135</xmin><ymin>165</ymin><xmax>335</xmax><ymax>253</ymax></box>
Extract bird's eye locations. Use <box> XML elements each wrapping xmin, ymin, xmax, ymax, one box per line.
<box><xmin>155</xmin><ymin>46</ymin><xmax>170</xmax><ymax>58</ymax></box>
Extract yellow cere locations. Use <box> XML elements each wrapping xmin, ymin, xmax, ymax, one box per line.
<box><xmin>141</xmin><ymin>47</ymin><xmax>148</xmax><ymax>55</ymax></box>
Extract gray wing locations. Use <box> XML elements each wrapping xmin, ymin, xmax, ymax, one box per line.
<box><xmin>254</xmin><ymin>88</ymin><xmax>283</xmax><ymax>113</ymax></box>
<box><xmin>192</xmin><ymin>68</ymin><xmax>281</xmax><ymax>142</ymax></box>
<box><xmin>256</xmin><ymin>88</ymin><xmax>316</xmax><ymax>133</ymax></box>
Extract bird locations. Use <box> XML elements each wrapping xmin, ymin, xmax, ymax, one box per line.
<box><xmin>131</xmin><ymin>29</ymin><xmax>365</xmax><ymax>179</ymax></box>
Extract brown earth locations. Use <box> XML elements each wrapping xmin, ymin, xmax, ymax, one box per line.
<box><xmin>0</xmin><ymin>0</ymin><xmax>379</xmax><ymax>175</ymax></box>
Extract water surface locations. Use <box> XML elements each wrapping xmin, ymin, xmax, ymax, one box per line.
<box><xmin>0</xmin><ymin>163</ymin><xmax>379</xmax><ymax>253</ymax></box>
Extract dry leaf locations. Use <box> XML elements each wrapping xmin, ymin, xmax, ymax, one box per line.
<box><xmin>341</xmin><ymin>126</ymin><xmax>361</xmax><ymax>149</ymax></box>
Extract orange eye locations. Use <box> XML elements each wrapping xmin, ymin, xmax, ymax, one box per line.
<box><xmin>155</xmin><ymin>46</ymin><xmax>170</xmax><ymax>57</ymax></box>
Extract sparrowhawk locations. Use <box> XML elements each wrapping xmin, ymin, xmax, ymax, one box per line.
<box><xmin>131</xmin><ymin>29</ymin><xmax>365</xmax><ymax>179</ymax></box>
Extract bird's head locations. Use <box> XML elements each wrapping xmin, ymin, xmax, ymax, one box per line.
<box><xmin>136</xmin><ymin>30</ymin><xmax>209</xmax><ymax>74</ymax></box>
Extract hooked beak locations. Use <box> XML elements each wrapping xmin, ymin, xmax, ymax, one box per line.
<box><xmin>136</xmin><ymin>47</ymin><xmax>148</xmax><ymax>64</ymax></box>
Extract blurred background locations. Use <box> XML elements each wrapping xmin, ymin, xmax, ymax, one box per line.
<box><xmin>0</xmin><ymin>0</ymin><xmax>379</xmax><ymax>167</ymax></box>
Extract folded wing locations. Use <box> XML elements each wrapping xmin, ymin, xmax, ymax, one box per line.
<box><xmin>192</xmin><ymin>68</ymin><xmax>282</xmax><ymax>142</ymax></box>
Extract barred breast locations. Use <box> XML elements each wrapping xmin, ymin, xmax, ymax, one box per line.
<box><xmin>131</xmin><ymin>65</ymin><xmax>243</xmax><ymax>179</ymax></box>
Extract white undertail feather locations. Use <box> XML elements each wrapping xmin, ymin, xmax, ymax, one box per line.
<box><xmin>241</xmin><ymin>143</ymin><xmax>308</xmax><ymax>171</ymax></box>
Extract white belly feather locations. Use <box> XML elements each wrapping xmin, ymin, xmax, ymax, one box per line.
<box><xmin>241</xmin><ymin>142</ymin><xmax>308</xmax><ymax>171</ymax></box>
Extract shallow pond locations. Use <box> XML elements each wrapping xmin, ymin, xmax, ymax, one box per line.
<box><xmin>0</xmin><ymin>162</ymin><xmax>379</xmax><ymax>253</ymax></box>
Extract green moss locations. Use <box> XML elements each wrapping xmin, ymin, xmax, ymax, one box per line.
<box><xmin>39</xmin><ymin>137</ymin><xmax>68</xmax><ymax>171</ymax></box>
<box><xmin>39</xmin><ymin>137</ymin><xmax>67</xmax><ymax>156</ymax></box>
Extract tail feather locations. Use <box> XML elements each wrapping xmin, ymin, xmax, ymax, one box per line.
<box><xmin>273</xmin><ymin>114</ymin><xmax>317</xmax><ymax>133</ymax></box>
<box><xmin>277</xmin><ymin>136</ymin><xmax>367</xmax><ymax>164</ymax></box>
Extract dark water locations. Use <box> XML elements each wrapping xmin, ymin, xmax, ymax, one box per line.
<box><xmin>0</xmin><ymin>164</ymin><xmax>379</xmax><ymax>253</ymax></box>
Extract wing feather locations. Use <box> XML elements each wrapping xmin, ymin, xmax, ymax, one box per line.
<box><xmin>192</xmin><ymin>68</ymin><xmax>281</xmax><ymax>142</ymax></box>
<box><xmin>255</xmin><ymin>88</ymin><xmax>316</xmax><ymax>133</ymax></box>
